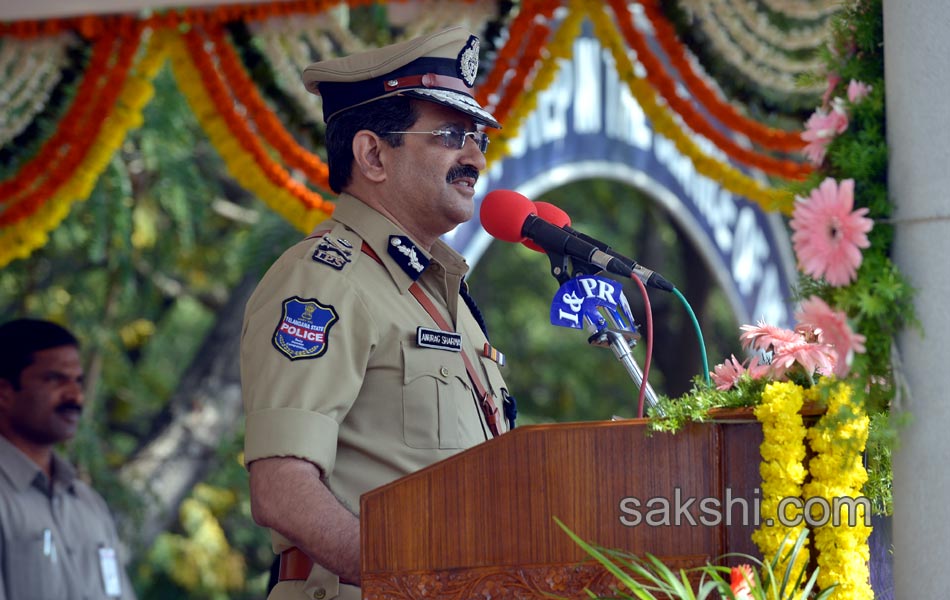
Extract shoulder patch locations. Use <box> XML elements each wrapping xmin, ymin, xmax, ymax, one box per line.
<box><xmin>311</xmin><ymin>224</ymin><xmax>363</xmax><ymax>271</ymax></box>
<box><xmin>312</xmin><ymin>238</ymin><xmax>350</xmax><ymax>270</ymax></box>
<box><xmin>272</xmin><ymin>296</ymin><xmax>339</xmax><ymax>361</ymax></box>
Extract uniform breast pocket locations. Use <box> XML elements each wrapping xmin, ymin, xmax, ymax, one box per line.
<box><xmin>401</xmin><ymin>341</ymin><xmax>470</xmax><ymax>449</ymax></box>
<box><xmin>8</xmin><ymin>531</ymin><xmax>68</xmax><ymax>600</ymax></box>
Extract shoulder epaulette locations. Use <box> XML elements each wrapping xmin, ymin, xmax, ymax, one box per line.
<box><xmin>310</xmin><ymin>223</ymin><xmax>363</xmax><ymax>272</ymax></box>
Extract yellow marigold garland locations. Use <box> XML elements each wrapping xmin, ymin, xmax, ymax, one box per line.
<box><xmin>751</xmin><ymin>381</ymin><xmax>811</xmax><ymax>580</ymax></box>
<box><xmin>0</xmin><ymin>0</ymin><xmax>807</xmax><ymax>264</ymax></box>
<box><xmin>584</xmin><ymin>0</ymin><xmax>795</xmax><ymax>213</ymax></box>
<box><xmin>0</xmin><ymin>28</ymin><xmax>166</xmax><ymax>268</ymax></box>
<box><xmin>802</xmin><ymin>383</ymin><xmax>873</xmax><ymax>600</ymax></box>
<box><xmin>606</xmin><ymin>0</ymin><xmax>811</xmax><ymax>179</ymax></box>
<box><xmin>166</xmin><ymin>31</ymin><xmax>329</xmax><ymax>233</ymax></box>
<box><xmin>203</xmin><ymin>25</ymin><xmax>331</xmax><ymax>190</ymax></box>
<box><xmin>483</xmin><ymin>0</ymin><xmax>795</xmax><ymax>212</ymax></box>
<box><xmin>484</xmin><ymin>1</ymin><xmax>583</xmax><ymax>166</ymax></box>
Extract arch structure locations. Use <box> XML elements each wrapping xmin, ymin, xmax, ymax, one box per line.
<box><xmin>449</xmin><ymin>32</ymin><xmax>797</xmax><ymax>329</ymax></box>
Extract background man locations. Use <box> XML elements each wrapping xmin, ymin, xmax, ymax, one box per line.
<box><xmin>241</xmin><ymin>27</ymin><xmax>512</xmax><ymax>600</ymax></box>
<box><xmin>0</xmin><ymin>318</ymin><xmax>136</xmax><ymax>599</ymax></box>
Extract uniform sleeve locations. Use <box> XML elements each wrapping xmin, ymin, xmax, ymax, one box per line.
<box><xmin>241</xmin><ymin>246</ymin><xmax>377</xmax><ymax>478</ymax></box>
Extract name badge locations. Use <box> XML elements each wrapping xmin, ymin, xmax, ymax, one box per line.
<box><xmin>416</xmin><ymin>327</ymin><xmax>462</xmax><ymax>352</ymax></box>
<box><xmin>98</xmin><ymin>546</ymin><xmax>123</xmax><ymax>597</ymax></box>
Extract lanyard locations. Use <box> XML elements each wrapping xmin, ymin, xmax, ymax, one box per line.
<box><xmin>361</xmin><ymin>243</ymin><xmax>501</xmax><ymax>437</ymax></box>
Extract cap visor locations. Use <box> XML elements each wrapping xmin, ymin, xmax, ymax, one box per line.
<box><xmin>404</xmin><ymin>88</ymin><xmax>501</xmax><ymax>129</ymax></box>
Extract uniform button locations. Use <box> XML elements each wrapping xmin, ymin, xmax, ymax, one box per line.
<box><xmin>440</xmin><ymin>367</ymin><xmax>449</xmax><ymax>377</ymax></box>
<box><xmin>312</xmin><ymin>589</ymin><xmax>326</xmax><ymax>599</ymax></box>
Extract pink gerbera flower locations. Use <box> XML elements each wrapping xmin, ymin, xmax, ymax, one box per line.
<box><xmin>711</xmin><ymin>355</ymin><xmax>745</xmax><ymax>390</ymax></box>
<box><xmin>848</xmin><ymin>79</ymin><xmax>872</xmax><ymax>103</ymax></box>
<box><xmin>801</xmin><ymin>102</ymin><xmax>849</xmax><ymax>166</ymax></box>
<box><xmin>739</xmin><ymin>322</ymin><xmax>800</xmax><ymax>353</ymax></box>
<box><xmin>770</xmin><ymin>339</ymin><xmax>837</xmax><ymax>379</ymax></box>
<box><xmin>790</xmin><ymin>178</ymin><xmax>873</xmax><ymax>286</ymax></box>
<box><xmin>796</xmin><ymin>296</ymin><xmax>867</xmax><ymax>377</ymax></box>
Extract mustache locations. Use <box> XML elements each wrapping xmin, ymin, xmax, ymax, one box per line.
<box><xmin>446</xmin><ymin>165</ymin><xmax>479</xmax><ymax>185</ymax></box>
<box><xmin>56</xmin><ymin>402</ymin><xmax>83</xmax><ymax>415</ymax></box>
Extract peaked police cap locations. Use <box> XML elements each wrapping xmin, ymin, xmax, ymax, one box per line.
<box><xmin>302</xmin><ymin>27</ymin><xmax>500</xmax><ymax>128</ymax></box>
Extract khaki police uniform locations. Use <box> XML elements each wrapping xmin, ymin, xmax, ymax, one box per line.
<box><xmin>241</xmin><ymin>194</ymin><xmax>510</xmax><ymax>600</ymax></box>
<box><xmin>0</xmin><ymin>435</ymin><xmax>136</xmax><ymax>600</ymax></box>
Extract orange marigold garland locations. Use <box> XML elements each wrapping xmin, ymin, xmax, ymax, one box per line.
<box><xmin>477</xmin><ymin>0</ymin><xmax>560</xmax><ymax>105</ymax></box>
<box><xmin>482</xmin><ymin>1</ymin><xmax>581</xmax><ymax>165</ymax></box>
<box><xmin>638</xmin><ymin>0</ymin><xmax>807</xmax><ymax>153</ymax></box>
<box><xmin>0</xmin><ymin>26</ymin><xmax>166</xmax><ymax>267</ymax></box>
<box><xmin>169</xmin><ymin>30</ymin><xmax>330</xmax><ymax>231</ymax></box>
<box><xmin>205</xmin><ymin>25</ymin><xmax>330</xmax><ymax>190</ymax></box>
<box><xmin>0</xmin><ymin>0</ymin><xmax>816</xmax><ymax>261</ymax></box>
<box><xmin>0</xmin><ymin>32</ymin><xmax>116</xmax><ymax>203</ymax></box>
<box><xmin>585</xmin><ymin>0</ymin><xmax>794</xmax><ymax>212</ymax></box>
<box><xmin>0</xmin><ymin>1</ymin><xmax>342</xmax><ymax>39</ymax></box>
<box><xmin>606</xmin><ymin>0</ymin><xmax>810</xmax><ymax>180</ymax></box>
<box><xmin>0</xmin><ymin>21</ymin><xmax>143</xmax><ymax>226</ymax></box>
<box><xmin>180</xmin><ymin>27</ymin><xmax>329</xmax><ymax>216</ymax></box>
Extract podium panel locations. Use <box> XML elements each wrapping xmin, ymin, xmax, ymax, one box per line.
<box><xmin>360</xmin><ymin>417</ymin><xmax>764</xmax><ymax>599</ymax></box>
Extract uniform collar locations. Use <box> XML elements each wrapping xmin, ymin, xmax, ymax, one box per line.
<box><xmin>0</xmin><ymin>434</ymin><xmax>77</xmax><ymax>493</ymax></box>
<box><xmin>333</xmin><ymin>193</ymin><xmax>470</xmax><ymax>291</ymax></box>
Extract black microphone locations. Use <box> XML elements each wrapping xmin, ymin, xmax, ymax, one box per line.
<box><xmin>562</xmin><ymin>226</ymin><xmax>674</xmax><ymax>292</ymax></box>
<box><xmin>521</xmin><ymin>214</ymin><xmax>641</xmax><ymax>279</ymax></box>
<box><xmin>480</xmin><ymin>190</ymin><xmax>674</xmax><ymax>292</ymax></box>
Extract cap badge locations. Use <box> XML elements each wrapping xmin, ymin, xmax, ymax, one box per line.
<box><xmin>457</xmin><ymin>35</ymin><xmax>479</xmax><ymax>87</ymax></box>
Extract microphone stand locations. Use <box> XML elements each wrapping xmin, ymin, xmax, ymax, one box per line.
<box><xmin>546</xmin><ymin>252</ymin><xmax>664</xmax><ymax>416</ymax></box>
<box><xmin>586</xmin><ymin>326</ymin><xmax>662</xmax><ymax>415</ymax></box>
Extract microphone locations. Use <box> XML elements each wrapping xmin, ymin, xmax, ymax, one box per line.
<box><xmin>481</xmin><ymin>190</ymin><xmax>635</xmax><ymax>279</ymax></box>
<box><xmin>562</xmin><ymin>225</ymin><xmax>673</xmax><ymax>292</ymax></box>
<box><xmin>480</xmin><ymin>190</ymin><xmax>674</xmax><ymax>292</ymax></box>
<box><xmin>523</xmin><ymin>201</ymin><xmax>570</xmax><ymax>253</ymax></box>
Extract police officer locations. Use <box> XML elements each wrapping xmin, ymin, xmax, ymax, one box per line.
<box><xmin>0</xmin><ymin>318</ymin><xmax>136</xmax><ymax>599</ymax></box>
<box><xmin>241</xmin><ymin>27</ymin><xmax>512</xmax><ymax>600</ymax></box>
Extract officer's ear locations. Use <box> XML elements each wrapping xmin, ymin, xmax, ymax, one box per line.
<box><xmin>352</xmin><ymin>130</ymin><xmax>387</xmax><ymax>184</ymax></box>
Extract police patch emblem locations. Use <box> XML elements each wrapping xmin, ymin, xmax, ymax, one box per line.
<box><xmin>272</xmin><ymin>297</ymin><xmax>338</xmax><ymax>361</ymax></box>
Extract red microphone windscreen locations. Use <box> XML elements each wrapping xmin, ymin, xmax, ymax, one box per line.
<box><xmin>479</xmin><ymin>190</ymin><xmax>537</xmax><ymax>243</ymax></box>
<box><xmin>523</xmin><ymin>201</ymin><xmax>572</xmax><ymax>253</ymax></box>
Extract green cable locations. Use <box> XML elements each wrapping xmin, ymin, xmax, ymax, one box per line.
<box><xmin>673</xmin><ymin>287</ymin><xmax>710</xmax><ymax>386</ymax></box>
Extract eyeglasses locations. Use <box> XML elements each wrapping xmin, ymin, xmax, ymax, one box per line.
<box><xmin>385</xmin><ymin>128</ymin><xmax>490</xmax><ymax>153</ymax></box>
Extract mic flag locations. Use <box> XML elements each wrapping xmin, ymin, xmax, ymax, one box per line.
<box><xmin>550</xmin><ymin>274</ymin><xmax>638</xmax><ymax>336</ymax></box>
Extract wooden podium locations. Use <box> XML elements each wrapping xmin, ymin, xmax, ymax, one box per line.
<box><xmin>360</xmin><ymin>415</ymin><xmax>765</xmax><ymax>599</ymax></box>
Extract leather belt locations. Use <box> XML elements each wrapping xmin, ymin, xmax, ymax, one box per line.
<box><xmin>278</xmin><ymin>547</ymin><xmax>314</xmax><ymax>581</ymax></box>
